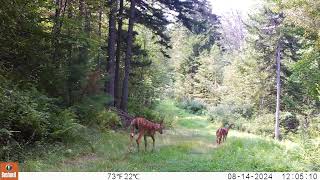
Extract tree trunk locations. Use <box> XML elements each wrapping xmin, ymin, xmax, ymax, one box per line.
<box><xmin>52</xmin><ymin>0</ymin><xmax>68</xmax><ymax>99</ymax></box>
<box><xmin>120</xmin><ymin>0</ymin><xmax>136</xmax><ymax>111</ymax></box>
<box><xmin>66</xmin><ymin>0</ymin><xmax>74</xmax><ymax>106</ymax></box>
<box><xmin>52</xmin><ymin>0</ymin><xmax>68</xmax><ymax>65</ymax></box>
<box><xmin>274</xmin><ymin>42</ymin><xmax>281</xmax><ymax>140</ymax></box>
<box><xmin>97</xmin><ymin>0</ymin><xmax>103</xmax><ymax>68</ymax></box>
<box><xmin>114</xmin><ymin>0</ymin><xmax>124</xmax><ymax>107</ymax></box>
<box><xmin>84</xmin><ymin>1</ymin><xmax>91</xmax><ymax>35</ymax></box>
<box><xmin>52</xmin><ymin>0</ymin><xmax>61</xmax><ymax>63</ymax></box>
<box><xmin>79</xmin><ymin>0</ymin><xmax>89</xmax><ymax>62</ymax></box>
<box><xmin>106</xmin><ymin>0</ymin><xmax>118</xmax><ymax>106</ymax></box>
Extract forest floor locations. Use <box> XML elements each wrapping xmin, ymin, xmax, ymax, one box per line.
<box><xmin>21</xmin><ymin>100</ymin><xmax>312</xmax><ymax>171</ymax></box>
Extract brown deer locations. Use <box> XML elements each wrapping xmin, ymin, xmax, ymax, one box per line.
<box><xmin>216</xmin><ymin>123</ymin><xmax>234</xmax><ymax>144</ymax></box>
<box><xmin>130</xmin><ymin>117</ymin><xmax>164</xmax><ymax>152</ymax></box>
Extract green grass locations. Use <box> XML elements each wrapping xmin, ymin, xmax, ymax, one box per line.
<box><xmin>21</xmin><ymin>100</ymin><xmax>313</xmax><ymax>171</ymax></box>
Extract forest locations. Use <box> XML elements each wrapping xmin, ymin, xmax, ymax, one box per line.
<box><xmin>0</xmin><ymin>0</ymin><xmax>319</xmax><ymax>171</ymax></box>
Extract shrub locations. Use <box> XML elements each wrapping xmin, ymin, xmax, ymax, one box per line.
<box><xmin>71</xmin><ymin>95</ymin><xmax>122</xmax><ymax>130</ymax></box>
<box><xmin>96</xmin><ymin>110</ymin><xmax>122</xmax><ymax>130</ymax></box>
<box><xmin>207</xmin><ymin>104</ymin><xmax>239</xmax><ymax>124</ymax></box>
<box><xmin>280</xmin><ymin>112</ymin><xmax>299</xmax><ymax>133</ymax></box>
<box><xmin>72</xmin><ymin>95</ymin><xmax>107</xmax><ymax>126</ymax></box>
<box><xmin>239</xmin><ymin>112</ymin><xmax>301</xmax><ymax>138</ymax></box>
<box><xmin>0</xmin><ymin>84</ymin><xmax>51</xmax><ymax>144</ymax></box>
<box><xmin>129</xmin><ymin>103</ymin><xmax>163</xmax><ymax>123</ymax></box>
<box><xmin>241</xmin><ymin>113</ymin><xmax>275</xmax><ymax>137</ymax></box>
<box><xmin>0</xmin><ymin>77</ymin><xmax>86</xmax><ymax>160</ymax></box>
<box><xmin>178</xmin><ymin>98</ymin><xmax>206</xmax><ymax>115</ymax></box>
<box><xmin>126</xmin><ymin>100</ymin><xmax>175</xmax><ymax>130</ymax></box>
<box><xmin>234</xmin><ymin>104</ymin><xmax>254</xmax><ymax>119</ymax></box>
<box><xmin>49</xmin><ymin>109</ymin><xmax>85</xmax><ymax>142</ymax></box>
<box><xmin>207</xmin><ymin>102</ymin><xmax>254</xmax><ymax>124</ymax></box>
<box><xmin>308</xmin><ymin>115</ymin><xmax>320</xmax><ymax>138</ymax></box>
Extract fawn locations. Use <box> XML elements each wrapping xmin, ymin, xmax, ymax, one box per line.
<box><xmin>130</xmin><ymin>117</ymin><xmax>164</xmax><ymax>152</ymax></box>
<box><xmin>216</xmin><ymin>123</ymin><xmax>234</xmax><ymax>144</ymax></box>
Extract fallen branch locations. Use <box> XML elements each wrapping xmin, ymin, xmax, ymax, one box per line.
<box><xmin>108</xmin><ymin>107</ymin><xmax>134</xmax><ymax>128</ymax></box>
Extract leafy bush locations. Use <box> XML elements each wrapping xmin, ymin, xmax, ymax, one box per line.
<box><xmin>49</xmin><ymin>109</ymin><xmax>85</xmax><ymax>142</ymax></box>
<box><xmin>280</xmin><ymin>112</ymin><xmax>299</xmax><ymax>133</ymax></box>
<box><xmin>129</xmin><ymin>100</ymin><xmax>180</xmax><ymax>128</ymax></box>
<box><xmin>128</xmin><ymin>101</ymin><xmax>163</xmax><ymax>123</ymax></box>
<box><xmin>96</xmin><ymin>110</ymin><xmax>122</xmax><ymax>129</ymax></box>
<box><xmin>241</xmin><ymin>113</ymin><xmax>275</xmax><ymax>137</ymax></box>
<box><xmin>0</xmin><ymin>84</ymin><xmax>51</xmax><ymax>144</ymax></box>
<box><xmin>71</xmin><ymin>95</ymin><xmax>107</xmax><ymax>126</ymax></box>
<box><xmin>71</xmin><ymin>95</ymin><xmax>121</xmax><ymax>130</ymax></box>
<box><xmin>0</xmin><ymin>77</ymin><xmax>86</xmax><ymax>160</ymax></box>
<box><xmin>207</xmin><ymin>104</ymin><xmax>240</xmax><ymax>124</ymax></box>
<box><xmin>308</xmin><ymin>115</ymin><xmax>320</xmax><ymax>138</ymax></box>
<box><xmin>234</xmin><ymin>104</ymin><xmax>254</xmax><ymax>119</ymax></box>
<box><xmin>207</xmin><ymin>103</ymin><xmax>254</xmax><ymax>125</ymax></box>
<box><xmin>178</xmin><ymin>98</ymin><xmax>206</xmax><ymax>115</ymax></box>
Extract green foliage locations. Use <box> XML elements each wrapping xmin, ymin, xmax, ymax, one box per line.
<box><xmin>49</xmin><ymin>109</ymin><xmax>85</xmax><ymax>143</ymax></box>
<box><xmin>0</xmin><ymin>82</ymin><xmax>50</xmax><ymax>143</ymax></box>
<box><xmin>71</xmin><ymin>95</ymin><xmax>121</xmax><ymax>130</ymax></box>
<box><xmin>289</xmin><ymin>47</ymin><xmax>320</xmax><ymax>102</ymax></box>
<box><xmin>203</xmin><ymin>1</ymin><xmax>319</xmax><ymax>144</ymax></box>
<box><xmin>178</xmin><ymin>99</ymin><xmax>206</xmax><ymax>115</ymax></box>
<box><xmin>96</xmin><ymin>110</ymin><xmax>122</xmax><ymax>130</ymax></box>
<box><xmin>207</xmin><ymin>103</ymin><xmax>254</xmax><ymax>126</ymax></box>
<box><xmin>241</xmin><ymin>114</ymin><xmax>275</xmax><ymax>137</ymax></box>
<box><xmin>153</xmin><ymin>100</ymin><xmax>187</xmax><ymax>127</ymax></box>
<box><xmin>280</xmin><ymin>112</ymin><xmax>299</xmax><ymax>133</ymax></box>
<box><xmin>278</xmin><ymin>0</ymin><xmax>320</xmax><ymax>108</ymax></box>
<box><xmin>127</xmin><ymin>27</ymin><xmax>174</xmax><ymax>111</ymax></box>
<box><xmin>169</xmin><ymin>26</ymin><xmax>223</xmax><ymax>103</ymax></box>
<box><xmin>303</xmin><ymin>145</ymin><xmax>320</xmax><ymax>171</ymax></box>
<box><xmin>308</xmin><ymin>115</ymin><xmax>320</xmax><ymax>138</ymax></box>
<box><xmin>193</xmin><ymin>45</ymin><xmax>226</xmax><ymax>105</ymax></box>
<box><xmin>71</xmin><ymin>95</ymin><xmax>106</xmax><ymax>126</ymax></box>
<box><xmin>0</xmin><ymin>77</ymin><xmax>85</xmax><ymax>161</ymax></box>
<box><xmin>128</xmin><ymin>101</ymin><xmax>163</xmax><ymax>123</ymax></box>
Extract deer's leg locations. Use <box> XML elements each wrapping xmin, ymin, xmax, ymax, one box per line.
<box><xmin>151</xmin><ymin>135</ymin><xmax>155</xmax><ymax>152</ymax></box>
<box><xmin>144</xmin><ymin>135</ymin><xmax>147</xmax><ymax>151</ymax></box>
<box><xmin>216</xmin><ymin>134</ymin><xmax>219</xmax><ymax>144</ymax></box>
<box><xmin>136</xmin><ymin>131</ymin><xmax>144</xmax><ymax>152</ymax></box>
<box><xmin>129</xmin><ymin>132</ymin><xmax>134</xmax><ymax>151</ymax></box>
<box><xmin>225</xmin><ymin>132</ymin><xmax>228</xmax><ymax>142</ymax></box>
<box><xmin>216</xmin><ymin>129</ymin><xmax>222</xmax><ymax>144</ymax></box>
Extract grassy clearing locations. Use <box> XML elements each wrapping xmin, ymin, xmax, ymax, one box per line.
<box><xmin>21</xmin><ymin>100</ymin><xmax>312</xmax><ymax>171</ymax></box>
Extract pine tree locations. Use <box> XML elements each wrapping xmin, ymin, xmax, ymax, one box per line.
<box><xmin>106</xmin><ymin>0</ymin><xmax>118</xmax><ymax>106</ymax></box>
